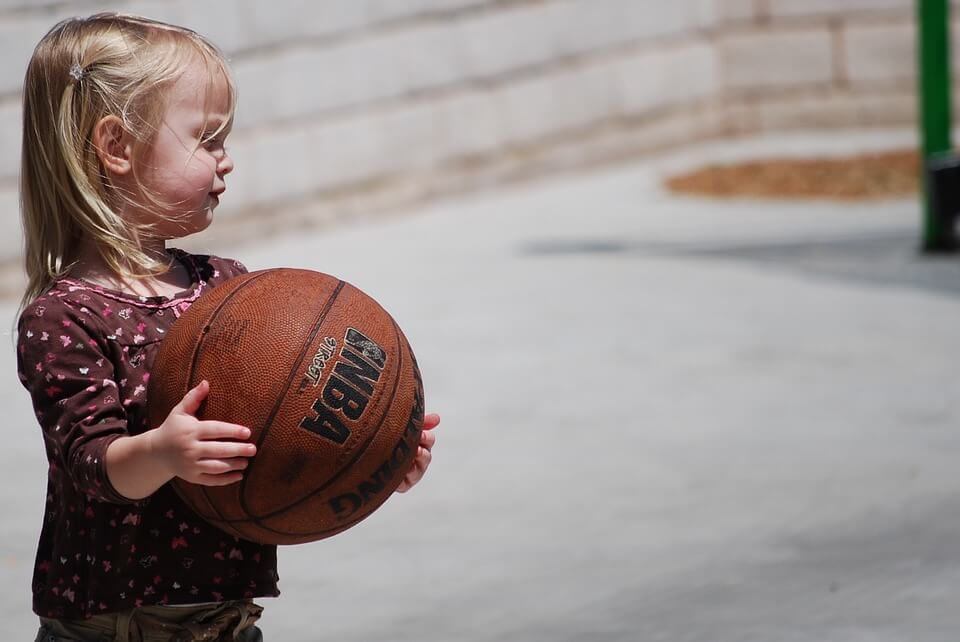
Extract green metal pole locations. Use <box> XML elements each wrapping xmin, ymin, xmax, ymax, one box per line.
<box><xmin>918</xmin><ymin>0</ymin><xmax>953</xmax><ymax>251</ymax></box>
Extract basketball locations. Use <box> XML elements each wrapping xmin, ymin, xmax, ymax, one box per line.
<box><xmin>147</xmin><ymin>268</ymin><xmax>424</xmax><ymax>545</ymax></box>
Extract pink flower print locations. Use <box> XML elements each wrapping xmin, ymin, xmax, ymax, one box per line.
<box><xmin>211</xmin><ymin>591</ymin><xmax>223</xmax><ymax>601</ymax></box>
<box><xmin>59</xmin><ymin>335</ymin><xmax>71</xmax><ymax>347</ymax></box>
<box><xmin>25</xmin><ymin>330</ymin><xmax>33</xmax><ymax>338</ymax></box>
<box><xmin>72</xmin><ymin>574</ymin><xmax>80</xmax><ymax>584</ymax></box>
<box><xmin>84</xmin><ymin>506</ymin><xmax>94</xmax><ymax>519</ymax></box>
<box><xmin>35</xmin><ymin>306</ymin><xmax>45</xmax><ymax>317</ymax></box>
<box><xmin>171</xmin><ymin>536</ymin><xmax>188</xmax><ymax>549</ymax></box>
<box><xmin>63</xmin><ymin>588</ymin><xmax>76</xmax><ymax>603</ymax></box>
<box><xmin>114</xmin><ymin>328</ymin><xmax>122</xmax><ymax>336</ymax></box>
<box><xmin>135</xmin><ymin>599</ymin><xmax>143</xmax><ymax>608</ymax></box>
<box><xmin>165</xmin><ymin>510</ymin><xmax>175</xmax><ymax>519</ymax></box>
<box><xmin>122</xmin><ymin>513</ymin><xmax>141</xmax><ymax>526</ymax></box>
<box><xmin>102</xmin><ymin>560</ymin><xmax>111</xmax><ymax>572</ymax></box>
<box><xmin>62</xmin><ymin>320</ymin><xmax>72</xmax><ymax>328</ymax></box>
<box><xmin>86</xmin><ymin>385</ymin><xmax>97</xmax><ymax>393</ymax></box>
<box><xmin>102</xmin><ymin>307</ymin><xmax>112</xmax><ymax>316</ymax></box>
<box><xmin>79</xmin><ymin>367</ymin><xmax>89</xmax><ymax>375</ymax></box>
<box><xmin>179</xmin><ymin>522</ymin><xmax>189</xmax><ymax>532</ymax></box>
<box><xmin>137</xmin><ymin>322</ymin><xmax>147</xmax><ymax>333</ymax></box>
<box><xmin>35</xmin><ymin>363</ymin><xmax>42</xmax><ymax>373</ymax></box>
<box><xmin>119</xmin><ymin>308</ymin><xmax>132</xmax><ymax>319</ymax></box>
<box><xmin>213</xmin><ymin>552</ymin><xmax>225</xmax><ymax>560</ymax></box>
<box><xmin>142</xmin><ymin>373</ymin><xmax>150</xmax><ymax>382</ymax></box>
<box><xmin>96</xmin><ymin>359</ymin><xmax>104</xmax><ymax>367</ymax></box>
<box><xmin>44</xmin><ymin>386</ymin><xmax>62</xmax><ymax>398</ymax></box>
<box><xmin>153</xmin><ymin>575</ymin><xmax>162</xmax><ymax>585</ymax></box>
<box><xmin>229</xmin><ymin>548</ymin><xmax>244</xmax><ymax>560</ymax></box>
<box><xmin>40</xmin><ymin>332</ymin><xmax>49</xmax><ymax>341</ymax></box>
<box><xmin>80</xmin><ymin>307</ymin><xmax>89</xmax><ymax>314</ymax></box>
<box><xmin>99</xmin><ymin>602</ymin><xmax>108</xmax><ymax>611</ymax></box>
<box><xmin>133</xmin><ymin>334</ymin><xmax>145</xmax><ymax>344</ymax></box>
<box><xmin>133</xmin><ymin>385</ymin><xmax>145</xmax><ymax>397</ymax></box>
<box><xmin>104</xmin><ymin>395</ymin><xmax>116</xmax><ymax>404</ymax></box>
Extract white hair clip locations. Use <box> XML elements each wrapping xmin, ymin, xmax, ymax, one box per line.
<box><xmin>69</xmin><ymin>63</ymin><xmax>85</xmax><ymax>82</ymax></box>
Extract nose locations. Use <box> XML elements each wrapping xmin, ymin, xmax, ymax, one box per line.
<box><xmin>218</xmin><ymin>150</ymin><xmax>234</xmax><ymax>177</ymax></box>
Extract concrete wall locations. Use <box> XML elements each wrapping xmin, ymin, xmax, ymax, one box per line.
<box><xmin>0</xmin><ymin>0</ymin><xmax>947</xmax><ymax>264</ymax></box>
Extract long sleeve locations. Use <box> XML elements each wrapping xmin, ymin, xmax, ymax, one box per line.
<box><xmin>17</xmin><ymin>296</ymin><xmax>137</xmax><ymax>504</ymax></box>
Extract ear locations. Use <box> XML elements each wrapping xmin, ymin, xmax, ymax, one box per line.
<box><xmin>92</xmin><ymin>115</ymin><xmax>132</xmax><ymax>176</ymax></box>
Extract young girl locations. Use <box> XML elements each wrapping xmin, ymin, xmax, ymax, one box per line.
<box><xmin>17</xmin><ymin>13</ymin><xmax>439</xmax><ymax>642</ymax></box>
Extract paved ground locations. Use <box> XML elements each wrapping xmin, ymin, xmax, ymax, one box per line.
<box><xmin>2</xmin><ymin>130</ymin><xmax>959</xmax><ymax>641</ymax></box>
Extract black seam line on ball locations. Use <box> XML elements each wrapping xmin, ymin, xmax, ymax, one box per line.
<box><xmin>238</xmin><ymin>315</ymin><xmax>405</xmax><ymax>526</ymax></box>
<box><xmin>238</xmin><ymin>277</ymin><xmax>346</xmax><ymax>520</ymax></box>
<box><xmin>185</xmin><ymin>270</ymin><xmax>274</xmax><ymax>526</ymax></box>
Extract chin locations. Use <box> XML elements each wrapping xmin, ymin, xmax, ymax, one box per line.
<box><xmin>165</xmin><ymin>209</ymin><xmax>214</xmax><ymax>239</ymax></box>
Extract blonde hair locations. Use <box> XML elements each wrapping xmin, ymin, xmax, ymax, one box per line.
<box><xmin>19</xmin><ymin>13</ymin><xmax>236</xmax><ymax>309</ymax></box>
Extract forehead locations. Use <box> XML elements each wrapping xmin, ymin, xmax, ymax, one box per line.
<box><xmin>165</xmin><ymin>58</ymin><xmax>233</xmax><ymax>124</ymax></box>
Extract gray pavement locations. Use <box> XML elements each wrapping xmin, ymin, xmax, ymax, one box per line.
<box><xmin>3</xmin><ymin>130</ymin><xmax>960</xmax><ymax>641</ymax></box>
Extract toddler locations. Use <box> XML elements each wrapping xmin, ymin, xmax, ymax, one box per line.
<box><xmin>17</xmin><ymin>13</ymin><xmax>438</xmax><ymax>642</ymax></box>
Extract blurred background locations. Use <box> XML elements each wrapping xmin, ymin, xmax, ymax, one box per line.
<box><xmin>2</xmin><ymin>1</ymin><xmax>960</xmax><ymax>641</ymax></box>
<box><xmin>0</xmin><ymin>0</ymin><xmax>953</xmax><ymax>267</ymax></box>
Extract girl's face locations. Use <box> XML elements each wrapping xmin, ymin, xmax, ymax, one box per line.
<box><xmin>135</xmin><ymin>58</ymin><xmax>234</xmax><ymax>238</ymax></box>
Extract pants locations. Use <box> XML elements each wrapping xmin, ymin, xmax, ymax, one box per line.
<box><xmin>34</xmin><ymin>600</ymin><xmax>263</xmax><ymax>642</ymax></box>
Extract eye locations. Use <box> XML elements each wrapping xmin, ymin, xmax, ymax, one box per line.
<box><xmin>200</xmin><ymin>135</ymin><xmax>229</xmax><ymax>155</ymax></box>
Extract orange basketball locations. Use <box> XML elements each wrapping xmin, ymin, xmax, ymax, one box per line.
<box><xmin>147</xmin><ymin>269</ymin><xmax>424</xmax><ymax>545</ymax></box>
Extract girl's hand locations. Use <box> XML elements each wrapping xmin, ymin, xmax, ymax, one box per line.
<box><xmin>148</xmin><ymin>380</ymin><xmax>257</xmax><ymax>486</ymax></box>
<box><xmin>395</xmin><ymin>413</ymin><xmax>439</xmax><ymax>493</ymax></box>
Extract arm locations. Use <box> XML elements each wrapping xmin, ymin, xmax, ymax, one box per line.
<box><xmin>18</xmin><ymin>302</ymin><xmax>255</xmax><ymax>503</ymax></box>
<box><xmin>17</xmin><ymin>302</ymin><xmax>136</xmax><ymax>503</ymax></box>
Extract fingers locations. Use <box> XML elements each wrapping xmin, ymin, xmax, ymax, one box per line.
<box><xmin>193</xmin><ymin>471</ymin><xmax>244</xmax><ymax>487</ymax></box>
<box><xmin>423</xmin><ymin>413</ymin><xmax>440</xmax><ymax>430</ymax></box>
<box><xmin>196</xmin><ymin>421</ymin><xmax>252</xmax><ymax>442</ymax></box>
<box><xmin>176</xmin><ymin>380</ymin><xmax>209</xmax><ymax>416</ymax></box>
<box><xmin>196</xmin><ymin>441</ymin><xmax>257</xmax><ymax>460</ymax></box>
<box><xmin>395</xmin><ymin>446</ymin><xmax>431</xmax><ymax>493</ymax></box>
<box><xmin>196</xmin><ymin>457</ymin><xmax>250</xmax><ymax>475</ymax></box>
<box><xmin>420</xmin><ymin>429</ymin><xmax>436</xmax><ymax>451</ymax></box>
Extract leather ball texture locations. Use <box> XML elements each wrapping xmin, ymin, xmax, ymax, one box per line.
<box><xmin>147</xmin><ymin>268</ymin><xmax>424</xmax><ymax>545</ymax></box>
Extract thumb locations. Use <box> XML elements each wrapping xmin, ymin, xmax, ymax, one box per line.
<box><xmin>176</xmin><ymin>380</ymin><xmax>209</xmax><ymax>416</ymax></box>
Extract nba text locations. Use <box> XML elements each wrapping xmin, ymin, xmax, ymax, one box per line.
<box><xmin>298</xmin><ymin>328</ymin><xmax>386</xmax><ymax>444</ymax></box>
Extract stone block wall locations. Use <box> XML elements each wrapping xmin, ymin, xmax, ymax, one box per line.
<box><xmin>0</xmin><ymin>0</ymin><xmax>948</xmax><ymax>265</ymax></box>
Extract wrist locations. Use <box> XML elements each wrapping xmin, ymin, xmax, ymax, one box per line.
<box><xmin>143</xmin><ymin>427</ymin><xmax>176</xmax><ymax>482</ymax></box>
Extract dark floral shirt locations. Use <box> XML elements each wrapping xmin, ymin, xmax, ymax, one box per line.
<box><xmin>16</xmin><ymin>250</ymin><xmax>279</xmax><ymax>620</ymax></box>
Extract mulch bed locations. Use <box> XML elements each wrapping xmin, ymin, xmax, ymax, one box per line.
<box><xmin>664</xmin><ymin>149</ymin><xmax>919</xmax><ymax>200</ymax></box>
